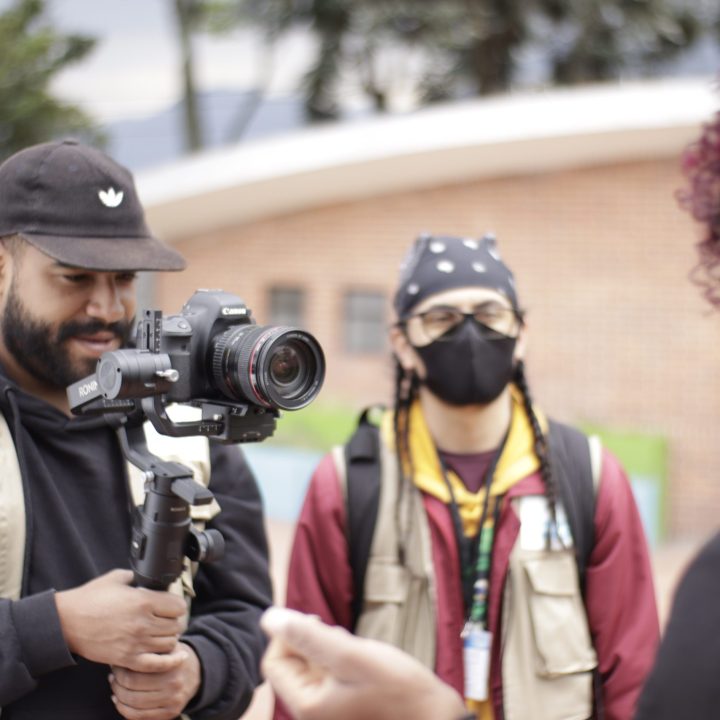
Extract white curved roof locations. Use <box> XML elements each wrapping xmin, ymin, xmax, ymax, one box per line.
<box><xmin>137</xmin><ymin>77</ymin><xmax>719</xmax><ymax>240</ymax></box>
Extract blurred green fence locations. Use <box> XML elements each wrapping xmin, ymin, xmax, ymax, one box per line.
<box><xmin>582</xmin><ymin>423</ymin><xmax>668</xmax><ymax>547</ymax></box>
<box><xmin>247</xmin><ymin>404</ymin><xmax>669</xmax><ymax>545</ymax></box>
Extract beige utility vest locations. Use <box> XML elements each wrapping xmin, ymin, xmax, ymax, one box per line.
<box><xmin>333</xmin><ymin>439</ymin><xmax>437</xmax><ymax>668</ymax></box>
<box><xmin>0</xmin><ymin>412</ymin><xmax>24</xmax><ymax>600</ymax></box>
<box><xmin>334</xmin><ymin>437</ymin><xmax>600</xmax><ymax>720</ymax></box>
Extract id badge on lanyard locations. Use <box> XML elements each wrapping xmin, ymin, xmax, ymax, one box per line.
<box><xmin>462</xmin><ymin>620</ymin><xmax>492</xmax><ymax>701</ymax></box>
<box><xmin>440</xmin><ymin>434</ymin><xmax>507</xmax><ymax>706</ymax></box>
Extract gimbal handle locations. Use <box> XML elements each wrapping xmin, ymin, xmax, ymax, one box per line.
<box><xmin>118</xmin><ymin>422</ymin><xmax>224</xmax><ymax>591</ymax></box>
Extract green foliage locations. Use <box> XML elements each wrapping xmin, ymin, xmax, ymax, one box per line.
<box><xmin>544</xmin><ymin>0</ymin><xmax>703</xmax><ymax>85</ymax></box>
<box><xmin>267</xmin><ymin>401</ymin><xmax>358</xmax><ymax>450</ymax></box>
<box><xmin>231</xmin><ymin>0</ymin><xmax>713</xmax><ymax>120</ymax></box>
<box><xmin>0</xmin><ymin>0</ymin><xmax>103</xmax><ymax>162</ymax></box>
<box><xmin>209</xmin><ymin>0</ymin><xmax>296</xmax><ymax>38</ymax></box>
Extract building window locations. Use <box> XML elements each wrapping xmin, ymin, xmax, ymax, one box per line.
<box><xmin>344</xmin><ymin>290</ymin><xmax>386</xmax><ymax>354</ymax></box>
<box><xmin>268</xmin><ymin>287</ymin><xmax>305</xmax><ymax>327</ymax></box>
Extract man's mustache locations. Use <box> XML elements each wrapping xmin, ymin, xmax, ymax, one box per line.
<box><xmin>57</xmin><ymin>318</ymin><xmax>133</xmax><ymax>344</ymax></box>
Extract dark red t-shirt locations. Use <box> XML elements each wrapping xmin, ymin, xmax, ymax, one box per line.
<box><xmin>438</xmin><ymin>447</ymin><xmax>497</xmax><ymax>493</ymax></box>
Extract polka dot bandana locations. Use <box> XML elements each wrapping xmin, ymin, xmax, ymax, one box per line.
<box><xmin>393</xmin><ymin>233</ymin><xmax>520</xmax><ymax>318</ymax></box>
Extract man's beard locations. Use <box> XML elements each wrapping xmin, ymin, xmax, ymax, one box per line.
<box><xmin>2</xmin><ymin>284</ymin><xmax>133</xmax><ymax>391</ymax></box>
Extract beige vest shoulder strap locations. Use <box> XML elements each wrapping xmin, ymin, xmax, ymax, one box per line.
<box><xmin>334</xmin><ymin>439</ymin><xmax>437</xmax><ymax>669</ymax></box>
<box><xmin>125</xmin><ymin>414</ymin><xmax>218</xmax><ymax>517</ymax></box>
<box><xmin>0</xmin><ymin>412</ymin><xmax>25</xmax><ymax>600</ymax></box>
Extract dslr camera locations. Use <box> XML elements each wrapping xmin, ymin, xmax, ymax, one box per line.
<box><xmin>67</xmin><ymin>289</ymin><xmax>325</xmax><ymax>589</ymax></box>
<box><xmin>68</xmin><ymin>288</ymin><xmax>325</xmax><ymax>441</ymax></box>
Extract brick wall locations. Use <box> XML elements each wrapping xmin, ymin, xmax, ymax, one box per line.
<box><xmin>154</xmin><ymin>157</ymin><xmax>720</xmax><ymax>538</ymax></box>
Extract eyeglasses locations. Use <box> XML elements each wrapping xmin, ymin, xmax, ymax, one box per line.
<box><xmin>400</xmin><ymin>302</ymin><xmax>523</xmax><ymax>346</ymax></box>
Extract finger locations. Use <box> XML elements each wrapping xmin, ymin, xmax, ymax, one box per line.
<box><xmin>126</xmin><ymin>650</ymin><xmax>186</xmax><ymax>674</ymax></box>
<box><xmin>262</xmin><ymin>638</ymin><xmax>326</xmax><ymax>687</ymax></box>
<box><xmin>136</xmin><ymin>589</ymin><xmax>187</xmax><ymax>619</ymax></box>
<box><xmin>261</xmin><ymin>608</ymin><xmax>356</xmax><ymax>672</ymax></box>
<box><xmin>262</xmin><ymin>641</ymin><xmax>328</xmax><ymax>716</ymax></box>
<box><xmin>111</xmin><ymin>694</ymin><xmax>176</xmax><ymax>720</ymax></box>
<box><xmin>111</xmin><ymin>681</ymin><xmax>167</xmax><ymax>710</ymax></box>
<box><xmin>261</xmin><ymin>608</ymin><xmax>325</xmax><ymax>649</ymax></box>
<box><xmin>147</xmin><ymin>616</ymin><xmax>184</xmax><ymax>637</ymax></box>
<box><xmin>110</xmin><ymin>668</ymin><xmax>167</xmax><ymax>693</ymax></box>
<box><xmin>108</xmin><ymin>569</ymin><xmax>136</xmax><ymax>586</ymax></box>
<box><xmin>261</xmin><ymin>632</ymin><xmax>288</xmax><ymax>668</ymax></box>
<box><xmin>138</xmin><ymin>635</ymin><xmax>179</xmax><ymax>655</ymax></box>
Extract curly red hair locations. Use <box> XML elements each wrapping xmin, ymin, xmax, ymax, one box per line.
<box><xmin>678</xmin><ymin>111</ymin><xmax>720</xmax><ymax>307</ymax></box>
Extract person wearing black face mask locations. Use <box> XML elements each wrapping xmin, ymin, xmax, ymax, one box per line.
<box><xmin>277</xmin><ymin>234</ymin><xmax>658</xmax><ymax>720</ymax></box>
<box><xmin>399</xmin><ymin>292</ymin><xmax>520</xmax><ymax>406</ymax></box>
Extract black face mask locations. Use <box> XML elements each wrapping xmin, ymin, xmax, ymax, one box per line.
<box><xmin>413</xmin><ymin>318</ymin><xmax>516</xmax><ymax>406</ymax></box>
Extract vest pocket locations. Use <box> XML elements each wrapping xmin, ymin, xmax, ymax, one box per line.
<box><xmin>363</xmin><ymin>561</ymin><xmax>410</xmax><ymax>602</ymax></box>
<box><xmin>356</xmin><ymin>562</ymin><xmax>409</xmax><ymax>645</ymax></box>
<box><xmin>356</xmin><ymin>561</ymin><xmax>436</xmax><ymax>670</ymax></box>
<box><xmin>523</xmin><ymin>551</ymin><xmax>598</xmax><ymax>678</ymax></box>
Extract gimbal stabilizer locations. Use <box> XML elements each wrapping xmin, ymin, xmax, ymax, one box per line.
<box><xmin>116</xmin><ymin>420</ymin><xmax>224</xmax><ymax>590</ymax></box>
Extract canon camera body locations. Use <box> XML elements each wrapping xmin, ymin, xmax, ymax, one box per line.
<box><xmin>68</xmin><ymin>289</ymin><xmax>325</xmax><ymax>442</ymax></box>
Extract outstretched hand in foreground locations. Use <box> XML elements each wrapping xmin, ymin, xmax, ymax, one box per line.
<box><xmin>261</xmin><ymin>607</ymin><xmax>469</xmax><ymax>720</ymax></box>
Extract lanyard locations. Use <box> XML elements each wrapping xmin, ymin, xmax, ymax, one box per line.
<box><xmin>439</xmin><ymin>432</ymin><xmax>508</xmax><ymax>628</ymax></box>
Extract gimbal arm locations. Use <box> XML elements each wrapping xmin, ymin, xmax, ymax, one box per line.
<box><xmin>118</xmin><ymin>422</ymin><xmax>224</xmax><ymax>591</ymax></box>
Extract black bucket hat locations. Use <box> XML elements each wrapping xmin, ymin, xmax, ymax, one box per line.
<box><xmin>0</xmin><ymin>140</ymin><xmax>186</xmax><ymax>272</ymax></box>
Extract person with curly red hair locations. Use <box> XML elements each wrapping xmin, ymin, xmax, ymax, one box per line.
<box><xmin>678</xmin><ymin>110</ymin><xmax>720</xmax><ymax>306</ymax></box>
<box><xmin>635</xmin><ymin>110</ymin><xmax>720</xmax><ymax>720</ymax></box>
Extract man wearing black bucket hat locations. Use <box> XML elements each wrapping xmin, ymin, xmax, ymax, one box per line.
<box><xmin>0</xmin><ymin>140</ymin><xmax>272</xmax><ymax>719</ymax></box>
<box><xmin>279</xmin><ymin>233</ymin><xmax>659</xmax><ymax>720</ymax></box>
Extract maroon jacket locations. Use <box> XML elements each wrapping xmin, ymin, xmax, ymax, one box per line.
<box><xmin>278</xmin><ymin>448</ymin><xmax>659</xmax><ymax>720</ymax></box>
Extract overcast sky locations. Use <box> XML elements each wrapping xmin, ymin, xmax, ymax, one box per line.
<box><xmin>1</xmin><ymin>0</ymin><xmax>311</xmax><ymax>122</ymax></box>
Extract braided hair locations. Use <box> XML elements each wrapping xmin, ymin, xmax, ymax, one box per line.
<box><xmin>513</xmin><ymin>359</ymin><xmax>563</xmax><ymax>549</ymax></box>
<box><xmin>391</xmin><ymin>358</ymin><xmax>420</xmax><ymax>563</ymax></box>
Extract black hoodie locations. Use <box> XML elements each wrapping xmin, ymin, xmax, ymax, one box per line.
<box><xmin>0</xmin><ymin>372</ymin><xmax>272</xmax><ymax>719</ymax></box>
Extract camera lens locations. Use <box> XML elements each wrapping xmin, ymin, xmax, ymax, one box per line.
<box><xmin>211</xmin><ymin>325</ymin><xmax>325</xmax><ymax>411</ymax></box>
<box><xmin>269</xmin><ymin>345</ymin><xmax>301</xmax><ymax>386</ymax></box>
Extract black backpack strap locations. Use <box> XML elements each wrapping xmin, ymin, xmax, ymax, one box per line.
<box><xmin>548</xmin><ymin>420</ymin><xmax>605</xmax><ymax>719</ymax></box>
<box><xmin>547</xmin><ymin>419</ymin><xmax>598</xmax><ymax>590</ymax></box>
<box><xmin>343</xmin><ymin>407</ymin><xmax>383</xmax><ymax>630</ymax></box>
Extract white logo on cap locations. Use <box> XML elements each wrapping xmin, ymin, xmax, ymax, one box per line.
<box><xmin>98</xmin><ymin>187</ymin><xmax>124</xmax><ymax>208</ymax></box>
